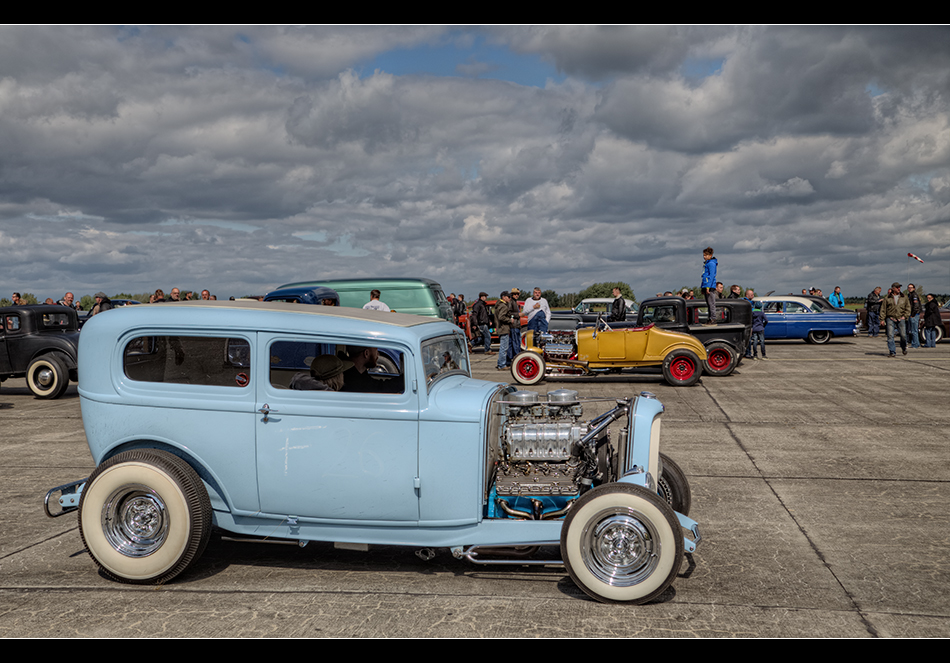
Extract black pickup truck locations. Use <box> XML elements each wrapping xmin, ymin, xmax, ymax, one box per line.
<box><xmin>634</xmin><ymin>297</ymin><xmax>752</xmax><ymax>377</ymax></box>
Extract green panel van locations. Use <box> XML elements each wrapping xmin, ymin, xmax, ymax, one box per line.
<box><xmin>277</xmin><ymin>278</ymin><xmax>454</xmax><ymax>322</ymax></box>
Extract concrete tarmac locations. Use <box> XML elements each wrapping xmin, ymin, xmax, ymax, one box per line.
<box><xmin>1</xmin><ymin>334</ymin><xmax>948</xmax><ymax>637</ymax></box>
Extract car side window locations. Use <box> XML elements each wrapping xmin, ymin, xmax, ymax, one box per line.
<box><xmin>124</xmin><ymin>335</ymin><xmax>251</xmax><ymax>387</ymax></box>
<box><xmin>642</xmin><ymin>305</ymin><xmax>676</xmax><ymax>324</ymax></box>
<box><xmin>786</xmin><ymin>302</ymin><xmax>808</xmax><ymax>314</ymax></box>
<box><xmin>763</xmin><ymin>302</ymin><xmax>782</xmax><ymax>313</ymax></box>
<box><xmin>42</xmin><ymin>313</ymin><xmax>70</xmax><ymax>328</ymax></box>
<box><xmin>270</xmin><ymin>339</ymin><xmax>405</xmax><ymax>394</ymax></box>
<box><xmin>4</xmin><ymin>315</ymin><xmax>20</xmax><ymax>332</ymax></box>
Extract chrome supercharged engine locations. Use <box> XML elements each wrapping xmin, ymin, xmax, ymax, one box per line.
<box><xmin>531</xmin><ymin>331</ymin><xmax>576</xmax><ymax>359</ymax></box>
<box><xmin>490</xmin><ymin>389</ymin><xmax>615</xmax><ymax>519</ymax></box>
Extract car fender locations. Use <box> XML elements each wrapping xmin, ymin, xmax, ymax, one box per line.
<box><xmin>643</xmin><ymin>328</ymin><xmax>708</xmax><ymax>362</ymax></box>
<box><xmin>96</xmin><ymin>438</ymin><xmax>235</xmax><ymax>517</ymax></box>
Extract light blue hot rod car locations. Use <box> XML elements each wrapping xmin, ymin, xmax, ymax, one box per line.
<box><xmin>45</xmin><ymin>300</ymin><xmax>699</xmax><ymax>604</ymax></box>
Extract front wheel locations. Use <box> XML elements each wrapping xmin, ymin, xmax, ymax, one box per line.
<box><xmin>78</xmin><ymin>449</ymin><xmax>212</xmax><ymax>584</ymax></box>
<box><xmin>561</xmin><ymin>483</ymin><xmax>684</xmax><ymax>604</ymax></box>
<box><xmin>662</xmin><ymin>349</ymin><xmax>701</xmax><ymax>387</ymax></box>
<box><xmin>27</xmin><ymin>354</ymin><xmax>70</xmax><ymax>399</ymax></box>
<box><xmin>807</xmin><ymin>330</ymin><xmax>831</xmax><ymax>344</ymax></box>
<box><xmin>703</xmin><ymin>342</ymin><xmax>737</xmax><ymax>377</ymax></box>
<box><xmin>511</xmin><ymin>351</ymin><xmax>545</xmax><ymax>385</ymax></box>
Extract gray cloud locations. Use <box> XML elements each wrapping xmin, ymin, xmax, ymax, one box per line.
<box><xmin>0</xmin><ymin>26</ymin><xmax>947</xmax><ymax>303</ymax></box>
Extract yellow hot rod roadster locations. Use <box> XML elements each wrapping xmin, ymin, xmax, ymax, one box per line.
<box><xmin>511</xmin><ymin>319</ymin><xmax>708</xmax><ymax>387</ymax></box>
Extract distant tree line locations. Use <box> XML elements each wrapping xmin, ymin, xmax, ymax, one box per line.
<box><xmin>515</xmin><ymin>282</ymin><xmax>637</xmax><ymax>309</ymax></box>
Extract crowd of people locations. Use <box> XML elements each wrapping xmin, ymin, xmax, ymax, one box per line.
<box><xmin>865</xmin><ymin>282</ymin><xmax>942</xmax><ymax>352</ymax></box>
<box><xmin>8</xmin><ymin>246</ymin><xmax>943</xmax><ymax>359</ymax></box>
<box><xmin>453</xmin><ymin>246</ymin><xmax>944</xmax><ymax>366</ymax></box>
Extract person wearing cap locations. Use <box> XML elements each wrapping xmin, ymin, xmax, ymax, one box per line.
<box><xmin>494</xmin><ymin>292</ymin><xmax>514</xmax><ymax>370</ymax></box>
<box><xmin>89</xmin><ymin>292</ymin><xmax>113</xmax><ymax>317</ymax></box>
<box><xmin>290</xmin><ymin>355</ymin><xmax>352</xmax><ymax>391</ymax></box>
<box><xmin>471</xmin><ymin>292</ymin><xmax>493</xmax><ymax>354</ymax></box>
<box><xmin>506</xmin><ymin>288</ymin><xmax>523</xmax><ymax>366</ymax></box>
<box><xmin>880</xmin><ymin>282</ymin><xmax>910</xmax><ymax>357</ymax></box>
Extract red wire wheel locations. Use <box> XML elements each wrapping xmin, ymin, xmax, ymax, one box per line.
<box><xmin>511</xmin><ymin>351</ymin><xmax>545</xmax><ymax>385</ymax></box>
<box><xmin>703</xmin><ymin>342</ymin><xmax>737</xmax><ymax>377</ymax></box>
<box><xmin>662</xmin><ymin>349</ymin><xmax>701</xmax><ymax>386</ymax></box>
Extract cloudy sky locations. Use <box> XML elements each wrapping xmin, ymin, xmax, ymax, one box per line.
<box><xmin>1</xmin><ymin>25</ymin><xmax>948</xmax><ymax>303</ymax></box>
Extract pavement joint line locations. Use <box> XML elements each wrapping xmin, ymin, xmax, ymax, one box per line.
<box><xmin>701</xmin><ymin>380</ymin><xmax>880</xmax><ymax>636</ymax></box>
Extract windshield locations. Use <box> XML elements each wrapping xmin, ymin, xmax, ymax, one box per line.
<box><xmin>420</xmin><ymin>333</ymin><xmax>470</xmax><ymax>388</ymax></box>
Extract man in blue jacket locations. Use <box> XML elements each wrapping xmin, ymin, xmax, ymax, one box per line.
<box><xmin>701</xmin><ymin>247</ymin><xmax>718</xmax><ymax>326</ymax></box>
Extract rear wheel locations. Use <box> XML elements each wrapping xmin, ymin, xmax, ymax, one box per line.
<box><xmin>78</xmin><ymin>449</ymin><xmax>211</xmax><ymax>584</ymax></box>
<box><xmin>511</xmin><ymin>351</ymin><xmax>545</xmax><ymax>385</ymax></box>
<box><xmin>807</xmin><ymin>330</ymin><xmax>831</xmax><ymax>344</ymax></box>
<box><xmin>703</xmin><ymin>342</ymin><xmax>737</xmax><ymax>377</ymax></box>
<box><xmin>662</xmin><ymin>349</ymin><xmax>701</xmax><ymax>387</ymax></box>
<box><xmin>26</xmin><ymin>354</ymin><xmax>70</xmax><ymax>399</ymax></box>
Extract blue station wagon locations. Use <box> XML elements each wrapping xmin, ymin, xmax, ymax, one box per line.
<box><xmin>45</xmin><ymin>300</ymin><xmax>700</xmax><ymax>604</ymax></box>
<box><xmin>754</xmin><ymin>296</ymin><xmax>858</xmax><ymax>344</ymax></box>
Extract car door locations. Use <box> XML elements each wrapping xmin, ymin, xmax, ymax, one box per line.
<box><xmin>254</xmin><ymin>332</ymin><xmax>421</xmax><ymax>523</ymax></box>
<box><xmin>783</xmin><ymin>300</ymin><xmax>816</xmax><ymax>339</ymax></box>
<box><xmin>762</xmin><ymin>301</ymin><xmax>787</xmax><ymax>338</ymax></box>
<box><xmin>0</xmin><ymin>314</ymin><xmax>12</xmax><ymax>375</ymax></box>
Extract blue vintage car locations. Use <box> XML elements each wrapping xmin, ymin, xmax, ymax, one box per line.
<box><xmin>44</xmin><ymin>300</ymin><xmax>699</xmax><ymax>604</ymax></box>
<box><xmin>754</xmin><ymin>296</ymin><xmax>858</xmax><ymax>344</ymax></box>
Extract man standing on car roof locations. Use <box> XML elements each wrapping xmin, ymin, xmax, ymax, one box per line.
<box><xmin>880</xmin><ymin>282</ymin><xmax>910</xmax><ymax>357</ymax></box>
<box><xmin>701</xmin><ymin>247</ymin><xmax>718</xmax><ymax>326</ymax></box>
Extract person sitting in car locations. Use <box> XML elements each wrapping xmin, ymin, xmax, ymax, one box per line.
<box><xmin>289</xmin><ymin>355</ymin><xmax>352</xmax><ymax>391</ymax></box>
<box><xmin>340</xmin><ymin>345</ymin><xmax>403</xmax><ymax>393</ymax></box>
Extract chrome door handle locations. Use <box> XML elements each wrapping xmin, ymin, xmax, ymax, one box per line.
<box><xmin>259</xmin><ymin>403</ymin><xmax>278</xmax><ymax>422</ymax></box>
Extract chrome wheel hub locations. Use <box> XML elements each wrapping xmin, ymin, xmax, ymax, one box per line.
<box><xmin>102</xmin><ymin>484</ymin><xmax>169</xmax><ymax>557</ymax></box>
<box><xmin>36</xmin><ymin>367</ymin><xmax>54</xmax><ymax>387</ymax></box>
<box><xmin>582</xmin><ymin>508</ymin><xmax>659</xmax><ymax>587</ymax></box>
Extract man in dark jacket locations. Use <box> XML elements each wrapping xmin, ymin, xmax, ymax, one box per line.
<box><xmin>89</xmin><ymin>292</ymin><xmax>113</xmax><ymax>317</ymax></box>
<box><xmin>865</xmin><ymin>287</ymin><xmax>882</xmax><ymax>337</ymax></box>
<box><xmin>906</xmin><ymin>283</ymin><xmax>921</xmax><ymax>349</ymax></box>
<box><xmin>494</xmin><ymin>292</ymin><xmax>515</xmax><ymax>370</ymax></box>
<box><xmin>507</xmin><ymin>288</ymin><xmax>522</xmax><ymax>366</ymax></box>
<box><xmin>471</xmin><ymin>292</ymin><xmax>493</xmax><ymax>355</ymax></box>
<box><xmin>610</xmin><ymin>287</ymin><xmax>627</xmax><ymax>322</ymax></box>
